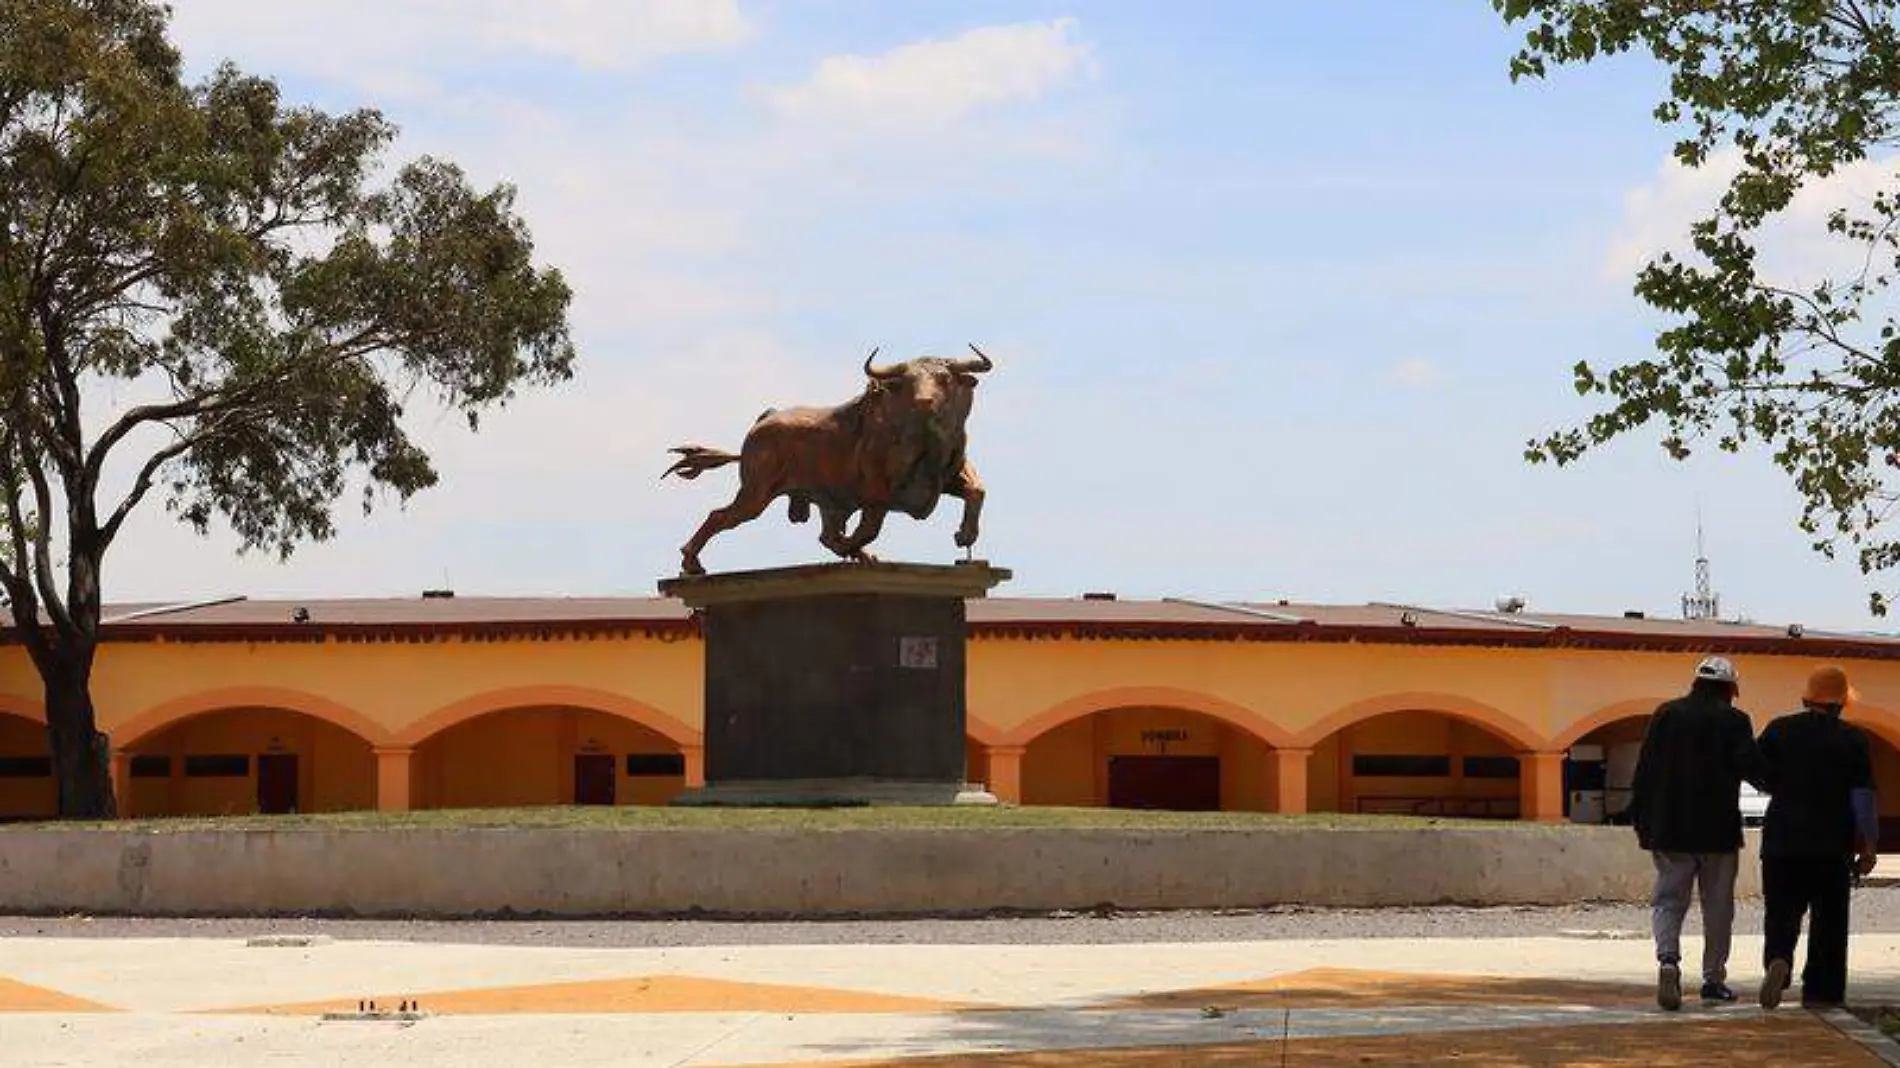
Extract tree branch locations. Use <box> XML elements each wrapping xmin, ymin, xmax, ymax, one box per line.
<box><xmin>20</xmin><ymin>455</ymin><xmax>72</xmax><ymax>639</ymax></box>
<box><xmin>0</xmin><ymin>444</ymin><xmax>58</xmax><ymax>670</ymax></box>
<box><xmin>97</xmin><ymin>415</ymin><xmax>241</xmax><ymax>549</ymax></box>
<box><xmin>80</xmin><ymin>330</ymin><xmax>396</xmax><ymax>498</ymax></box>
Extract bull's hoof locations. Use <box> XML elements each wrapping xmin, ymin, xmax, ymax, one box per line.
<box><xmin>679</xmin><ymin>557</ymin><xmax>707</xmax><ymax>577</ymax></box>
<box><xmin>954</xmin><ymin>530</ymin><xmax>978</xmax><ymax>549</ymax></box>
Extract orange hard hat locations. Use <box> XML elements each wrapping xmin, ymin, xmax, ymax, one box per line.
<box><xmin>1803</xmin><ymin>665</ymin><xmax>1858</xmax><ymax>707</ymax></box>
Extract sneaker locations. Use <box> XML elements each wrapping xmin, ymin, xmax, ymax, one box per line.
<box><xmin>1701</xmin><ymin>982</ymin><xmax>1738</xmax><ymax>1002</ymax></box>
<box><xmin>1760</xmin><ymin>959</ymin><xmax>1791</xmax><ymax>1010</ymax></box>
<box><xmin>1658</xmin><ymin>962</ymin><xmax>1683</xmax><ymax>1011</ymax></box>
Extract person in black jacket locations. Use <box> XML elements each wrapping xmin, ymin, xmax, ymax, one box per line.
<box><xmin>1756</xmin><ymin>665</ymin><xmax>1880</xmax><ymax>1010</ymax></box>
<box><xmin>1628</xmin><ymin>655</ymin><xmax>1769</xmax><ymax>1010</ymax></box>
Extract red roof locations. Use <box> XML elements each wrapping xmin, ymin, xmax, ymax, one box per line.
<box><xmin>2</xmin><ymin>592</ymin><xmax>1893</xmax><ymax>659</ymax></box>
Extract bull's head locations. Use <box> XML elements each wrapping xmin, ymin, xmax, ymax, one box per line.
<box><xmin>863</xmin><ymin>344</ymin><xmax>994</xmax><ymax>417</ymax></box>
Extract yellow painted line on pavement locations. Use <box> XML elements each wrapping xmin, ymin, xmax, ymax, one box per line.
<box><xmin>0</xmin><ymin>977</ymin><xmax>119</xmax><ymax>1013</ymax></box>
<box><xmin>213</xmin><ymin>973</ymin><xmax>990</xmax><ymax>1016</ymax></box>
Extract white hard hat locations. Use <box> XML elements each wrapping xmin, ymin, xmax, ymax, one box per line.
<box><xmin>1694</xmin><ymin>656</ymin><xmax>1738</xmax><ymax>684</ymax></box>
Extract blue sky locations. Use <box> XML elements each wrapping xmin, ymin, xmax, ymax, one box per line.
<box><xmin>112</xmin><ymin>1</ymin><xmax>1894</xmax><ymax>630</ymax></box>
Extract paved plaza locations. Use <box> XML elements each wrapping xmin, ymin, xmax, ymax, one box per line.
<box><xmin>6</xmin><ymin>920</ymin><xmax>1900</xmax><ymax>1066</ymax></box>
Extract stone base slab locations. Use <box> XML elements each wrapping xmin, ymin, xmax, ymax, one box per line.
<box><xmin>0</xmin><ymin>826</ymin><xmax>1764</xmax><ymax>918</ymax></box>
<box><xmin>658</xmin><ymin>559</ymin><xmax>1012</xmax><ymax>606</ymax></box>
<box><xmin>670</xmin><ymin>778</ymin><xmax>999</xmax><ymax>808</ymax></box>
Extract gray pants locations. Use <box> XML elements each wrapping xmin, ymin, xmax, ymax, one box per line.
<box><xmin>1651</xmin><ymin>851</ymin><xmax>1738</xmax><ymax>985</ymax></box>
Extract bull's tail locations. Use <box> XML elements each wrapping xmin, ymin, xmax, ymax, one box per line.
<box><xmin>662</xmin><ymin>445</ymin><xmax>741</xmax><ymax>481</ymax></box>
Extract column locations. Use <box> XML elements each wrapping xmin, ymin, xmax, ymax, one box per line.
<box><xmin>1519</xmin><ymin>751</ymin><xmax>1566</xmax><ymax>823</ymax></box>
<box><xmin>1272</xmin><ymin>748</ymin><xmax>1313</xmax><ymax>814</ymax></box>
<box><xmin>109</xmin><ymin>750</ymin><xmax>131</xmax><ymax>819</ymax></box>
<box><xmin>987</xmin><ymin>745</ymin><xmax>1024</xmax><ymax>804</ymax></box>
<box><xmin>374</xmin><ymin>747</ymin><xmax>414</xmax><ymax>813</ymax></box>
<box><xmin>681</xmin><ymin>744</ymin><xmax>706</xmax><ymax>789</ymax></box>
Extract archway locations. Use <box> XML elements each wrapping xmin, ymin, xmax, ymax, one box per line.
<box><xmin>411</xmin><ymin>706</ymin><xmax>687</xmax><ymax>809</ymax></box>
<box><xmin>120</xmin><ymin>706</ymin><xmax>379</xmax><ymax>817</ymax></box>
<box><xmin>1849</xmin><ymin>711</ymin><xmax>1900</xmax><ymax>854</ymax></box>
<box><xmin>1303</xmin><ymin>706</ymin><xmax>1531</xmax><ymax>820</ymax></box>
<box><xmin>0</xmin><ymin>711</ymin><xmax>53</xmax><ymax>820</ymax></box>
<box><xmin>1556</xmin><ymin>700</ymin><xmax>1661</xmax><ymax>826</ymax></box>
<box><xmin>1019</xmin><ymin>703</ymin><xmax>1285</xmax><ymax>812</ymax></box>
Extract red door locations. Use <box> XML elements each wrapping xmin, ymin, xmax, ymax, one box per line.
<box><xmin>256</xmin><ymin>754</ymin><xmax>299</xmax><ymax>814</ymax></box>
<box><xmin>1108</xmin><ymin>756</ymin><xmax>1221</xmax><ymax>811</ymax></box>
<box><xmin>574</xmin><ymin>754</ymin><xmax>616</xmax><ymax>806</ymax></box>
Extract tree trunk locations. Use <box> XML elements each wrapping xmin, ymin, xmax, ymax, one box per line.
<box><xmin>43</xmin><ymin>656</ymin><xmax>115</xmax><ymax>819</ymax></box>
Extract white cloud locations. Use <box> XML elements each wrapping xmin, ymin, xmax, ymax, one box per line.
<box><xmin>1389</xmin><ymin>357</ymin><xmax>1444</xmax><ymax>388</ymax></box>
<box><xmin>765</xmin><ymin>18</ymin><xmax>1096</xmax><ymax>129</ymax></box>
<box><xmin>1605</xmin><ymin>148</ymin><xmax>1900</xmax><ymax>286</ymax></box>
<box><xmin>85</xmin><ymin>9</ymin><xmax>1108</xmax><ymax>601</ymax></box>
<box><xmin>167</xmin><ymin>0</ymin><xmax>752</xmax><ymax>90</ymax></box>
<box><xmin>487</xmin><ymin>0</ymin><xmax>752</xmax><ymax>70</ymax></box>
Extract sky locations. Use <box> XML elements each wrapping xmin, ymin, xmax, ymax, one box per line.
<box><xmin>90</xmin><ymin>0</ymin><xmax>1897</xmax><ymax>630</ymax></box>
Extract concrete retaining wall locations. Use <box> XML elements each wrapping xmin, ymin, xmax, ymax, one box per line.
<box><xmin>0</xmin><ymin>826</ymin><xmax>1763</xmax><ymax>918</ymax></box>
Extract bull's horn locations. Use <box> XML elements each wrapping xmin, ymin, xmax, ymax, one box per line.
<box><xmin>950</xmin><ymin>343</ymin><xmax>994</xmax><ymax>373</ymax></box>
<box><xmin>863</xmin><ymin>346</ymin><xmax>905</xmax><ymax>379</ymax></box>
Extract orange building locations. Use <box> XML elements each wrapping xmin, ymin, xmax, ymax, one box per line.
<box><xmin>4</xmin><ymin>593</ymin><xmax>1900</xmax><ymax>833</ymax></box>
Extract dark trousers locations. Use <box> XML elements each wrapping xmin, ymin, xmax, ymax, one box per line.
<box><xmin>1762</xmin><ymin>854</ymin><xmax>1853</xmax><ymax>1004</ymax></box>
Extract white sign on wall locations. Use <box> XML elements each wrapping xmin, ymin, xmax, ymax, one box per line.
<box><xmin>898</xmin><ymin>636</ymin><xmax>939</xmax><ymax>670</ymax></box>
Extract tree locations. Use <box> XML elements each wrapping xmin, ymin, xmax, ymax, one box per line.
<box><xmin>1494</xmin><ymin>1</ymin><xmax>1900</xmax><ymax>610</ymax></box>
<box><xmin>0</xmin><ymin>0</ymin><xmax>575</xmax><ymax>816</ymax></box>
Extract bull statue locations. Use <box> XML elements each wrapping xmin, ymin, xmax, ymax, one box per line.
<box><xmin>662</xmin><ymin>344</ymin><xmax>995</xmax><ymax>576</ymax></box>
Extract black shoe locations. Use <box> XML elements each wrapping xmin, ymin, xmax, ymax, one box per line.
<box><xmin>1700</xmin><ymin>982</ymin><xmax>1738</xmax><ymax>1002</ymax></box>
<box><xmin>1760</xmin><ymin>959</ymin><xmax>1791</xmax><ymax>1010</ymax></box>
<box><xmin>1658</xmin><ymin>962</ymin><xmax>1682</xmax><ymax>1011</ymax></box>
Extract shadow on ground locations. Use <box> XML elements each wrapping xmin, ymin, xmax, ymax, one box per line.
<box><xmin>774</xmin><ymin>1013</ymin><xmax>1871</xmax><ymax>1067</ymax></box>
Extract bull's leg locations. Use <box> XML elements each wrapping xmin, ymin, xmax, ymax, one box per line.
<box><xmin>818</xmin><ymin>505</ymin><xmax>853</xmax><ymax>559</ymax></box>
<box><xmin>946</xmin><ymin>459</ymin><xmax>986</xmax><ymax>549</ymax></box>
<box><xmin>680</xmin><ymin>484</ymin><xmax>776</xmax><ymax>576</ymax></box>
<box><xmin>841</xmin><ymin>505</ymin><xmax>888</xmax><ymax>562</ymax></box>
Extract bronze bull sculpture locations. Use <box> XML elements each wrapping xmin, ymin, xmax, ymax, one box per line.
<box><xmin>663</xmin><ymin>344</ymin><xmax>994</xmax><ymax>576</ymax></box>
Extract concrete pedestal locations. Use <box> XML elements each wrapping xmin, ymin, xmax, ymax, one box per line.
<box><xmin>659</xmin><ymin>560</ymin><xmax>1011</xmax><ymax>807</ymax></box>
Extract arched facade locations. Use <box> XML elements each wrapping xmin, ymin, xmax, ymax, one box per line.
<box><xmin>1300</xmin><ymin>699</ymin><xmax>1539</xmax><ymax>820</ymax></box>
<box><xmin>1001</xmin><ymin>687</ymin><xmax>1296</xmax><ymax>750</ymax></box>
<box><xmin>114</xmin><ymin>687</ymin><xmax>393</xmax><ymax>750</ymax></box>
<box><xmin>1552</xmin><ymin>698</ymin><xmax>1664</xmax><ymax>825</ymax></box>
<box><xmin>1549</xmin><ymin>698</ymin><xmax>1667</xmax><ymax>753</ymax></box>
<box><xmin>392</xmin><ymin>686</ymin><xmax>701</xmax><ymax>749</ymax></box>
<box><xmin>396</xmin><ymin>688</ymin><xmax>703</xmax><ymax>811</ymax></box>
<box><xmin>8</xmin><ymin>594</ymin><xmax>1900</xmax><ymax>824</ymax></box>
<box><xmin>1295</xmin><ymin>692</ymin><xmax>1542</xmax><ymax>752</ymax></box>
<box><xmin>119</xmin><ymin>705</ymin><xmax>379</xmax><ymax>817</ymax></box>
<box><xmin>105</xmin><ymin>688</ymin><xmax>387</xmax><ymax>818</ymax></box>
<box><xmin>1009</xmin><ymin>689</ymin><xmax>1296</xmax><ymax>813</ymax></box>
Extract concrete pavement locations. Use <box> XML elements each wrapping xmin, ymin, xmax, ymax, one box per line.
<box><xmin>4</xmin><ymin>933</ymin><xmax>1900</xmax><ymax>1065</ymax></box>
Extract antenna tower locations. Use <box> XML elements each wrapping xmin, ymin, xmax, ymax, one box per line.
<box><xmin>1681</xmin><ymin>514</ymin><xmax>1721</xmax><ymax>620</ymax></box>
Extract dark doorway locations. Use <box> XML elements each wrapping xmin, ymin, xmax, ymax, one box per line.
<box><xmin>1108</xmin><ymin>755</ymin><xmax>1221</xmax><ymax>811</ymax></box>
<box><xmin>256</xmin><ymin>753</ymin><xmax>299</xmax><ymax>814</ymax></box>
<box><xmin>574</xmin><ymin>754</ymin><xmax>616</xmax><ymax>806</ymax></box>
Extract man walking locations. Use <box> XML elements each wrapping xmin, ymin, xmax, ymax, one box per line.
<box><xmin>1757</xmin><ymin>665</ymin><xmax>1880</xmax><ymax>1010</ymax></box>
<box><xmin>1629</xmin><ymin>656</ymin><xmax>1768</xmax><ymax>1010</ymax></box>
